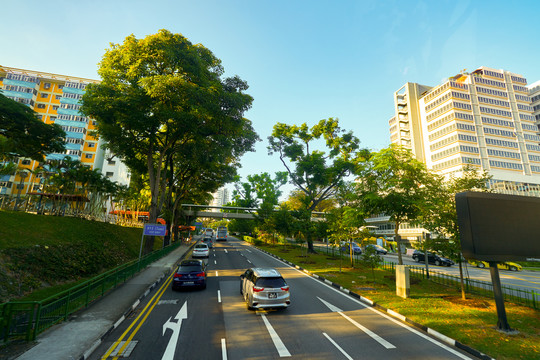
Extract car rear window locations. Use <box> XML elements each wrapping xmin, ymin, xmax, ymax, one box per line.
<box><xmin>178</xmin><ymin>265</ymin><xmax>202</xmax><ymax>272</ymax></box>
<box><xmin>256</xmin><ymin>277</ymin><xmax>286</xmax><ymax>288</ymax></box>
<box><xmin>195</xmin><ymin>244</ymin><xmax>208</xmax><ymax>249</ymax></box>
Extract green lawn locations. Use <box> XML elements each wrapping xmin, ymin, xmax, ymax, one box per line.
<box><xmin>255</xmin><ymin>241</ymin><xmax>540</xmax><ymax>360</ymax></box>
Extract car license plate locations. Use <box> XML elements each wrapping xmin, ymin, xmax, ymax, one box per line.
<box><xmin>268</xmin><ymin>292</ymin><xmax>277</xmax><ymax>298</ymax></box>
<box><xmin>184</xmin><ymin>282</ymin><xmax>194</xmax><ymax>285</ymax></box>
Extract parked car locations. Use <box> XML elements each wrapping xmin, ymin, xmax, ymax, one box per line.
<box><xmin>412</xmin><ymin>250</ymin><xmax>454</xmax><ymax>266</ymax></box>
<box><xmin>202</xmin><ymin>237</ymin><xmax>213</xmax><ymax>248</ymax></box>
<box><xmin>172</xmin><ymin>259</ymin><xmax>207</xmax><ymax>290</ymax></box>
<box><xmin>468</xmin><ymin>259</ymin><xmax>522</xmax><ymax>271</ymax></box>
<box><xmin>192</xmin><ymin>243</ymin><xmax>210</xmax><ymax>258</ymax></box>
<box><xmin>365</xmin><ymin>244</ymin><xmax>388</xmax><ymax>255</ymax></box>
<box><xmin>240</xmin><ymin>268</ymin><xmax>290</xmax><ymax>310</ymax></box>
<box><xmin>341</xmin><ymin>243</ymin><xmax>362</xmax><ymax>255</ymax></box>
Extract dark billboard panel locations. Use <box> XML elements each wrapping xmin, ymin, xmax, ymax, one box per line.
<box><xmin>456</xmin><ymin>191</ymin><xmax>540</xmax><ymax>262</ymax></box>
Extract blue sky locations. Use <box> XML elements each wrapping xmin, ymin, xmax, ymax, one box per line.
<box><xmin>2</xmin><ymin>0</ymin><xmax>540</xmax><ymax>197</ymax></box>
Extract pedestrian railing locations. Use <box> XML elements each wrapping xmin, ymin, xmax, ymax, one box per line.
<box><xmin>0</xmin><ymin>241</ymin><xmax>183</xmax><ymax>344</ymax></box>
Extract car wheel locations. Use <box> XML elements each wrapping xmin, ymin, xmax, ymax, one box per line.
<box><xmin>201</xmin><ymin>283</ymin><xmax>207</xmax><ymax>289</ymax></box>
<box><xmin>413</xmin><ymin>257</ymin><xmax>419</xmax><ymax>262</ymax></box>
<box><xmin>435</xmin><ymin>260</ymin><xmax>441</xmax><ymax>266</ymax></box>
<box><xmin>509</xmin><ymin>266</ymin><xmax>517</xmax><ymax>271</ymax></box>
<box><xmin>477</xmin><ymin>262</ymin><xmax>485</xmax><ymax>268</ymax></box>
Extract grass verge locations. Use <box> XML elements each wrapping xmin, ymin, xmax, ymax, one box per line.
<box><xmin>256</xmin><ymin>242</ymin><xmax>540</xmax><ymax>360</ymax></box>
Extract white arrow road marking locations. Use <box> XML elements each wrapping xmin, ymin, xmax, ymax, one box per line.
<box><xmin>259</xmin><ymin>313</ymin><xmax>291</xmax><ymax>357</ymax></box>
<box><xmin>323</xmin><ymin>333</ymin><xmax>353</xmax><ymax>360</ymax></box>
<box><xmin>318</xmin><ymin>297</ymin><xmax>396</xmax><ymax>349</ymax></box>
<box><xmin>161</xmin><ymin>301</ymin><xmax>188</xmax><ymax>360</ymax></box>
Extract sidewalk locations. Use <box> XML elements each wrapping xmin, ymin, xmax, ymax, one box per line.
<box><xmin>10</xmin><ymin>242</ymin><xmax>192</xmax><ymax>360</ymax></box>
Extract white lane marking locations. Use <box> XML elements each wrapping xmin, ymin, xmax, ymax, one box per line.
<box><xmin>247</xmin><ymin>260</ymin><xmax>252</xmax><ymax>264</ymax></box>
<box><xmin>216</xmin><ymin>271</ymin><xmax>219</xmax><ymax>277</ymax></box>
<box><xmin>161</xmin><ymin>301</ymin><xmax>187</xmax><ymax>360</ymax></box>
<box><xmin>318</xmin><ymin>297</ymin><xmax>395</xmax><ymax>349</ymax></box>
<box><xmin>224</xmin><ymin>249</ymin><xmax>228</xmax><ymax>254</ymax></box>
<box><xmin>260</xmin><ymin>314</ymin><xmax>291</xmax><ymax>357</ymax></box>
<box><xmin>221</xmin><ymin>338</ymin><xmax>228</xmax><ymax>360</ymax></box>
<box><xmin>322</xmin><ymin>333</ymin><xmax>353</xmax><ymax>360</ymax></box>
<box><xmin>245</xmin><ymin>249</ymin><xmax>252</xmax><ymax>253</ymax></box>
<box><xmin>215</xmin><ymin>260</ymin><xmax>217</xmax><ymax>265</ymax></box>
<box><xmin>249</xmin><ymin>247</ymin><xmax>475</xmax><ymax>360</ymax></box>
<box><xmin>218</xmin><ymin>290</ymin><xmax>222</xmax><ymax>303</ymax></box>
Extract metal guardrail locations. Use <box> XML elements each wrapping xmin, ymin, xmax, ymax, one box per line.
<box><xmin>0</xmin><ymin>241</ymin><xmax>183</xmax><ymax>344</ymax></box>
<box><xmin>318</xmin><ymin>245</ymin><xmax>538</xmax><ymax>309</ymax></box>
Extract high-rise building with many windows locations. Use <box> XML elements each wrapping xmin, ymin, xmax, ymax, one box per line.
<box><xmin>389</xmin><ymin>66</ymin><xmax>540</xmax><ymax>197</ymax></box>
<box><xmin>0</xmin><ymin>65</ymin><xmax>130</xmax><ymax>196</ymax></box>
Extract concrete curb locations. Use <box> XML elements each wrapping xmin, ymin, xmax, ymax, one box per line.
<box><xmin>78</xmin><ymin>243</ymin><xmax>195</xmax><ymax>360</ymax></box>
<box><xmin>253</xmin><ymin>246</ymin><xmax>495</xmax><ymax>360</ymax></box>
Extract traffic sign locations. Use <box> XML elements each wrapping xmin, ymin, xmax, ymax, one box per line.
<box><xmin>143</xmin><ymin>223</ymin><xmax>167</xmax><ymax>236</ymax></box>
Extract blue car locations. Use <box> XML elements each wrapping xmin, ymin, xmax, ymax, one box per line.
<box><xmin>341</xmin><ymin>244</ymin><xmax>362</xmax><ymax>255</ymax></box>
<box><xmin>172</xmin><ymin>259</ymin><xmax>207</xmax><ymax>290</ymax></box>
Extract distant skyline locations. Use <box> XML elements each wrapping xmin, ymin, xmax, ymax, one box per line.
<box><xmin>3</xmin><ymin>0</ymin><xmax>540</xmax><ymax>197</ymax></box>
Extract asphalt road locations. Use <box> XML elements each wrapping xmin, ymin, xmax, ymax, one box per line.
<box><xmin>89</xmin><ymin>237</ymin><xmax>479</xmax><ymax>360</ymax></box>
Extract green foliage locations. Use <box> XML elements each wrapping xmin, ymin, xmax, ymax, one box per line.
<box><xmin>0</xmin><ymin>93</ymin><xmax>66</xmax><ymax>161</ymax></box>
<box><xmin>81</xmin><ymin>29</ymin><xmax>258</xmax><ymax>252</ymax></box>
<box><xmin>360</xmin><ymin>244</ymin><xmax>383</xmax><ymax>282</ymax></box>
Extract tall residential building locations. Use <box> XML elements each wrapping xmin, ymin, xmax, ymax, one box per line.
<box><xmin>389</xmin><ymin>66</ymin><xmax>540</xmax><ymax>197</ymax></box>
<box><xmin>529</xmin><ymin>80</ymin><xmax>540</xmax><ymax>130</ymax></box>
<box><xmin>0</xmin><ymin>66</ymin><xmax>130</xmax><ymax>196</ymax></box>
<box><xmin>211</xmin><ymin>187</ymin><xmax>230</xmax><ymax>207</ymax></box>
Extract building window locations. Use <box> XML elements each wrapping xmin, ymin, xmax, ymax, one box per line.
<box><xmin>106</xmin><ymin>172</ymin><xmax>114</xmax><ymax>177</ymax></box>
<box><xmin>37</xmin><ymin>104</ymin><xmax>46</xmax><ymax>109</ymax></box>
<box><xmin>16</xmin><ymin>184</ymin><xmax>24</xmax><ymax>190</ymax></box>
<box><xmin>21</xmin><ymin>159</ymin><xmax>31</xmax><ymax>165</ymax></box>
<box><xmin>107</xmin><ymin>160</ymin><xmax>116</xmax><ymax>165</ymax></box>
<box><xmin>52</xmin><ymin>106</ymin><xmax>58</xmax><ymax>110</ymax></box>
<box><xmin>50</xmin><ymin>116</ymin><xmax>57</xmax><ymax>122</ymax></box>
<box><xmin>87</xmin><ymin>143</ymin><xmax>96</xmax><ymax>148</ymax></box>
<box><xmin>44</xmin><ymin>83</ymin><xmax>51</xmax><ymax>89</ymax></box>
<box><xmin>55</xmin><ymin>95</ymin><xmax>61</xmax><ymax>100</ymax></box>
<box><xmin>85</xmin><ymin>154</ymin><xmax>93</xmax><ymax>159</ymax></box>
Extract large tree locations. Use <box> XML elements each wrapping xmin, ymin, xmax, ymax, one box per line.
<box><xmin>268</xmin><ymin>118</ymin><xmax>368</xmax><ymax>252</ymax></box>
<box><xmin>355</xmin><ymin>144</ymin><xmax>439</xmax><ymax>265</ymax></box>
<box><xmin>81</xmin><ymin>30</ymin><xmax>258</xmax><ymax>253</ymax></box>
<box><xmin>0</xmin><ymin>93</ymin><xmax>65</xmax><ymax>163</ymax></box>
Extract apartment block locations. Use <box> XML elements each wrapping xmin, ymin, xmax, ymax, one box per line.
<box><xmin>0</xmin><ymin>65</ymin><xmax>129</xmax><ymax>196</ymax></box>
<box><xmin>389</xmin><ymin>66</ymin><xmax>540</xmax><ymax>197</ymax></box>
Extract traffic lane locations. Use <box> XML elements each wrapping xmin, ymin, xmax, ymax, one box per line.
<box><xmin>89</xmin><ymin>251</ymin><xmax>224</xmax><ymax>360</ymax></box>
<box><xmin>239</xmin><ymin>242</ymin><xmax>477</xmax><ymax>360</ymax></box>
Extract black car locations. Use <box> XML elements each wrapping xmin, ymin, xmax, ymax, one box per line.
<box><xmin>172</xmin><ymin>259</ymin><xmax>207</xmax><ymax>290</ymax></box>
<box><xmin>412</xmin><ymin>250</ymin><xmax>454</xmax><ymax>266</ymax></box>
<box><xmin>365</xmin><ymin>244</ymin><xmax>388</xmax><ymax>255</ymax></box>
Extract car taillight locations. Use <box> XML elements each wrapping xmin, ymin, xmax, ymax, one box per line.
<box><xmin>196</xmin><ymin>272</ymin><xmax>205</xmax><ymax>277</ymax></box>
<box><xmin>281</xmin><ymin>286</ymin><xmax>289</xmax><ymax>291</ymax></box>
<box><xmin>253</xmin><ymin>286</ymin><xmax>264</xmax><ymax>292</ymax></box>
<box><xmin>174</xmin><ymin>273</ymin><xmax>182</xmax><ymax>278</ymax></box>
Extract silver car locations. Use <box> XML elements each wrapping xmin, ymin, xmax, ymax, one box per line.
<box><xmin>240</xmin><ymin>268</ymin><xmax>290</xmax><ymax>310</ymax></box>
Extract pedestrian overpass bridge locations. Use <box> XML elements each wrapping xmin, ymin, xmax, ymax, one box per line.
<box><xmin>181</xmin><ymin>204</ymin><xmax>326</xmax><ymax>221</ymax></box>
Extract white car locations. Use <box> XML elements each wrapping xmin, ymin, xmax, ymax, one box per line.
<box><xmin>192</xmin><ymin>243</ymin><xmax>210</xmax><ymax>258</ymax></box>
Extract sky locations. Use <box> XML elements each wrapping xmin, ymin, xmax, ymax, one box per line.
<box><xmin>2</xmin><ymin>0</ymin><xmax>540</xmax><ymax>198</ymax></box>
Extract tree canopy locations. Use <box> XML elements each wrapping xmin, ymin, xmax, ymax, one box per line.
<box><xmin>0</xmin><ymin>93</ymin><xmax>65</xmax><ymax>162</ymax></box>
<box><xmin>81</xmin><ymin>29</ymin><xmax>258</xmax><ymax>253</ymax></box>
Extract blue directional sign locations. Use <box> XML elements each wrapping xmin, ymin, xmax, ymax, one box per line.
<box><xmin>143</xmin><ymin>224</ymin><xmax>167</xmax><ymax>236</ymax></box>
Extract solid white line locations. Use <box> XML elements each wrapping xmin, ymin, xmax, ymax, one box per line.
<box><xmin>224</xmin><ymin>249</ymin><xmax>228</xmax><ymax>253</ymax></box>
<box><xmin>322</xmin><ymin>333</ymin><xmax>353</xmax><ymax>360</ymax></box>
<box><xmin>248</xmin><ymin>246</ymin><xmax>475</xmax><ymax>360</ymax></box>
<box><xmin>260</xmin><ymin>314</ymin><xmax>291</xmax><ymax>357</ymax></box>
<box><xmin>338</xmin><ymin>311</ymin><xmax>395</xmax><ymax>349</ymax></box>
<box><xmin>247</xmin><ymin>260</ymin><xmax>252</xmax><ymax>264</ymax></box>
<box><xmin>221</xmin><ymin>338</ymin><xmax>228</xmax><ymax>360</ymax></box>
<box><xmin>217</xmin><ymin>290</ymin><xmax>222</xmax><ymax>303</ymax></box>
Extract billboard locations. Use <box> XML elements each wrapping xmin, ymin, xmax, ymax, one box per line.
<box><xmin>456</xmin><ymin>191</ymin><xmax>540</xmax><ymax>262</ymax></box>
